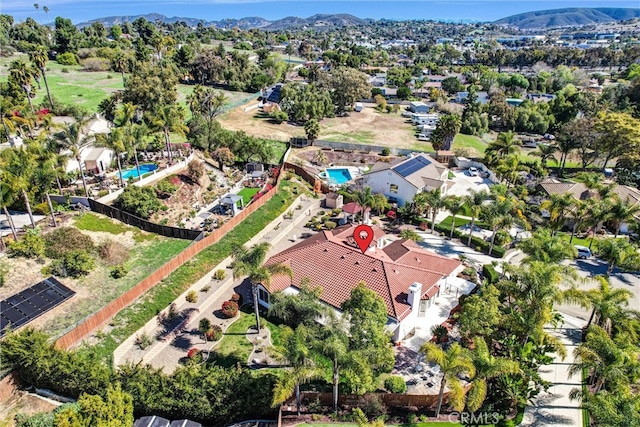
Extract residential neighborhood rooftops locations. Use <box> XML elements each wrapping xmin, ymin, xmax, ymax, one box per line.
<box><xmin>539</xmin><ymin>177</ymin><xmax>640</xmax><ymax>207</ymax></box>
<box><xmin>265</xmin><ymin>224</ymin><xmax>461</xmax><ymax>321</ymax></box>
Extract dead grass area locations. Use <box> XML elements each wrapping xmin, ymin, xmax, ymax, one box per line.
<box><xmin>218</xmin><ymin>102</ymin><xmax>418</xmax><ymax>147</ymax></box>
<box><xmin>0</xmin><ymin>392</ymin><xmax>60</xmax><ymax>427</ymax></box>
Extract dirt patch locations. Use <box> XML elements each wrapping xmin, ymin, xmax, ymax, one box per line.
<box><xmin>0</xmin><ymin>392</ymin><xmax>60</xmax><ymax>427</ymax></box>
<box><xmin>218</xmin><ymin>102</ymin><xmax>418</xmax><ymax>147</ymax></box>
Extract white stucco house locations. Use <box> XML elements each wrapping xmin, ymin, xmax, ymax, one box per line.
<box><xmin>360</xmin><ymin>153</ymin><xmax>449</xmax><ymax>206</ymax></box>
<box><xmin>260</xmin><ymin>224</ymin><xmax>465</xmax><ymax>342</ymax></box>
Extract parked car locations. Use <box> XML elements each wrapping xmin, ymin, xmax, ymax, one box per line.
<box><xmin>575</xmin><ymin>245</ymin><xmax>592</xmax><ymax>259</ymax></box>
<box><xmin>468</xmin><ymin>167</ymin><xmax>479</xmax><ymax>176</ymax></box>
<box><xmin>417</xmin><ymin>134</ymin><xmax>430</xmax><ymax>141</ymax></box>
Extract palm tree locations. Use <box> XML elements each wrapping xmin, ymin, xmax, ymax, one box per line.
<box><xmin>463</xmin><ymin>188</ymin><xmax>489</xmax><ymax>246</ymax></box>
<box><xmin>518</xmin><ymin>228</ymin><xmax>576</xmax><ymax>264</ymax></box>
<box><xmin>271</xmin><ymin>326</ymin><xmax>323</xmax><ymax>415</ymax></box>
<box><xmin>9</xmin><ymin>60</ymin><xmax>36</xmax><ymax>114</ymax></box>
<box><xmin>420</xmin><ymin>342</ymin><xmax>476</xmax><ymax>417</ymax></box>
<box><xmin>198</xmin><ymin>318</ymin><xmax>212</xmax><ymax>343</ymax></box>
<box><xmin>115</xmin><ymin>102</ymin><xmax>137</xmax><ymax>127</ymax></box>
<box><xmin>586</xmin><ymin>198</ymin><xmax>613</xmax><ymax>249</ymax></box>
<box><xmin>608</xmin><ymin>196</ymin><xmax>640</xmax><ymax>238</ymax></box>
<box><xmin>466</xmin><ymin>337</ymin><xmax>519</xmax><ymax>413</ymax></box>
<box><xmin>231</xmin><ymin>242</ymin><xmax>293</xmax><ymax>331</ymax></box>
<box><xmin>595</xmin><ymin>238</ymin><xmax>640</xmax><ymax>276</ymax></box>
<box><xmin>314</xmin><ymin>312</ymin><xmax>349</xmax><ymax>412</ymax></box>
<box><xmin>445</xmin><ymin>196</ymin><xmax>466</xmax><ymax>239</ymax></box>
<box><xmin>113</xmin><ymin>51</ymin><xmax>128</xmax><ymax>87</ymax></box>
<box><xmin>351</xmin><ymin>186</ymin><xmax>375</xmax><ymax>224</ymax></box>
<box><xmin>566</xmin><ymin>276</ymin><xmax>636</xmax><ymax>335</ymax></box>
<box><xmin>532</xmin><ymin>143</ymin><xmax>557</xmax><ymax>167</ymax></box>
<box><xmin>95</xmin><ymin>128</ymin><xmax>126</xmax><ymax>188</ymax></box>
<box><xmin>0</xmin><ymin>147</ymin><xmax>38</xmax><ymax>228</ymax></box>
<box><xmin>433</xmin><ymin>114</ymin><xmax>461</xmax><ymax>150</ymax></box>
<box><xmin>148</xmin><ymin>105</ymin><xmax>188</xmax><ymax>163</ymax></box>
<box><xmin>122</xmin><ymin>124</ymin><xmax>149</xmax><ymax>182</ymax></box>
<box><xmin>487</xmin><ymin>130</ymin><xmax>521</xmax><ymax>158</ymax></box>
<box><xmin>29</xmin><ymin>46</ymin><xmax>53</xmax><ymax>109</ymax></box>
<box><xmin>569</xmin><ymin>199</ymin><xmax>589</xmax><ymax>244</ymax></box>
<box><xmin>0</xmin><ymin>178</ymin><xmax>19</xmax><ymax>240</ymax></box>
<box><xmin>52</xmin><ymin>119</ymin><xmax>91</xmax><ymax>197</ymax></box>
<box><xmin>422</xmin><ymin>188</ymin><xmax>447</xmax><ymax>234</ymax></box>
<box><xmin>399</xmin><ymin>229</ymin><xmax>421</xmax><ymax>241</ymax></box>
<box><xmin>541</xmin><ymin>192</ymin><xmax>575</xmax><ymax>235</ymax></box>
<box><xmin>371</xmin><ymin>193</ymin><xmax>389</xmax><ymax>216</ymax></box>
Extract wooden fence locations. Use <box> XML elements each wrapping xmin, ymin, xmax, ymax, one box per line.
<box><xmin>55</xmin><ymin>171</ymin><xmax>285</xmax><ymax>349</ymax></box>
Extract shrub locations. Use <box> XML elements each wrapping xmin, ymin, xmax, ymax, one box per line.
<box><xmin>0</xmin><ymin>261</ymin><xmax>8</xmax><ymax>287</ymax></box>
<box><xmin>207</xmin><ymin>325</ymin><xmax>223</xmax><ymax>341</ymax></box>
<box><xmin>221</xmin><ymin>300</ymin><xmax>238</xmax><ymax>318</ymax></box>
<box><xmin>384</xmin><ymin>375</ymin><xmax>407</xmax><ymax>393</ymax></box>
<box><xmin>44</xmin><ymin>227</ymin><xmax>95</xmax><ymax>259</ymax></box>
<box><xmin>324</xmin><ymin>221</ymin><xmax>337</xmax><ymax>230</ymax></box>
<box><xmin>134</xmin><ymin>332</ymin><xmax>153</xmax><ymax>349</ymax></box>
<box><xmin>359</xmin><ymin>394</ymin><xmax>386</xmax><ymax>419</ymax></box>
<box><xmin>115</xmin><ymin>186</ymin><xmax>163</xmax><ymax>219</ymax></box>
<box><xmin>188</xmin><ymin>160</ymin><xmax>205</xmax><ymax>183</ymax></box>
<box><xmin>200</xmin><ymin>285</ymin><xmax>211</xmax><ymax>292</ymax></box>
<box><xmin>187</xmin><ymin>348</ymin><xmax>202</xmax><ymax>361</ymax></box>
<box><xmin>381</xmin><ymin>147</ymin><xmax>390</xmax><ymax>156</ymax></box>
<box><xmin>81</xmin><ymin>57</ymin><xmax>110</xmax><ymax>71</ymax></box>
<box><xmin>230</xmin><ymin>293</ymin><xmax>243</xmax><ymax>305</ymax></box>
<box><xmin>8</xmin><ymin>228</ymin><xmax>46</xmax><ymax>259</ymax></box>
<box><xmin>431</xmin><ymin>324</ymin><xmax>448</xmax><ymax>342</ymax></box>
<box><xmin>482</xmin><ymin>264</ymin><xmax>499</xmax><ymax>284</ymax></box>
<box><xmin>213</xmin><ymin>269</ymin><xmax>226</xmax><ymax>280</ymax></box>
<box><xmin>270</xmin><ymin>110</ymin><xmax>289</xmax><ymax>124</ymax></box>
<box><xmin>46</xmin><ymin>250</ymin><xmax>95</xmax><ymax>278</ymax></box>
<box><xmin>56</xmin><ymin>52</ymin><xmax>79</xmax><ymax>65</ymax></box>
<box><xmin>186</xmin><ymin>290</ymin><xmax>198</xmax><ymax>303</ymax></box>
<box><xmin>97</xmin><ymin>240</ymin><xmax>130</xmax><ymax>266</ymax></box>
<box><xmin>110</xmin><ymin>264</ymin><xmax>129</xmax><ymax>279</ymax></box>
<box><xmin>155</xmin><ymin>178</ymin><xmax>178</xmax><ymax>198</ymax></box>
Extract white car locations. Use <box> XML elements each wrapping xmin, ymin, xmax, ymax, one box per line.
<box><xmin>468</xmin><ymin>167</ymin><xmax>479</xmax><ymax>176</ymax></box>
<box><xmin>417</xmin><ymin>134</ymin><xmax>430</xmax><ymax>141</ymax></box>
<box><xmin>575</xmin><ymin>245</ymin><xmax>592</xmax><ymax>259</ymax></box>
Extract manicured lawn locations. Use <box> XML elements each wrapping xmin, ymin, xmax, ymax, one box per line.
<box><xmin>86</xmin><ymin>179</ymin><xmax>303</xmax><ymax>362</ymax></box>
<box><xmin>557</xmin><ymin>232</ymin><xmax>592</xmax><ymax>248</ymax></box>
<box><xmin>439</xmin><ymin>215</ymin><xmax>472</xmax><ymax>229</ymax></box>
<box><xmin>238</xmin><ymin>188</ymin><xmax>260</xmax><ymax>205</ymax></box>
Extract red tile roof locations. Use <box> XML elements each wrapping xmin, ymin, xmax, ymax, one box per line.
<box><xmin>265</xmin><ymin>225</ymin><xmax>461</xmax><ymax>321</ymax></box>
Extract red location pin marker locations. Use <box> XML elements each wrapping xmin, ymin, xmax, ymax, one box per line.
<box><xmin>353</xmin><ymin>224</ymin><xmax>374</xmax><ymax>254</ymax></box>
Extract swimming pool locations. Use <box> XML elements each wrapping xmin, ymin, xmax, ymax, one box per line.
<box><xmin>120</xmin><ymin>163</ymin><xmax>158</xmax><ymax>180</ymax></box>
<box><xmin>326</xmin><ymin>168</ymin><xmax>353</xmax><ymax>185</ymax></box>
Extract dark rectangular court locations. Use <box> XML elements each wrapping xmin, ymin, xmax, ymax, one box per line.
<box><xmin>1</xmin><ymin>277</ymin><xmax>75</xmax><ymax>337</ymax></box>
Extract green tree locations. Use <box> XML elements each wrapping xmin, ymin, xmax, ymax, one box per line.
<box><xmin>540</xmin><ymin>192</ymin><xmax>575</xmax><ymax>236</ymax></box>
<box><xmin>28</xmin><ymin>46</ymin><xmax>53</xmax><ymax>109</ymax></box>
<box><xmin>421</xmin><ymin>188</ymin><xmax>447</xmax><ymax>234</ymax></box>
<box><xmin>54</xmin><ymin>16</ymin><xmax>81</xmax><ymax>53</ymax></box>
<box><xmin>466</xmin><ymin>337</ymin><xmax>519</xmax><ymax>412</ymax></box>
<box><xmin>9</xmin><ymin>59</ymin><xmax>36</xmax><ymax>114</ymax></box>
<box><xmin>231</xmin><ymin>242</ymin><xmax>293</xmax><ymax>331</ymax></box>
<box><xmin>445</xmin><ymin>196</ymin><xmax>466</xmax><ymax>239</ymax></box>
<box><xmin>122</xmin><ymin>124</ymin><xmax>149</xmax><ymax>183</ymax></box>
<box><xmin>268</xmin><ymin>280</ymin><xmax>324</xmax><ymax>327</ymax></box>
<box><xmin>330</xmin><ymin>67</ymin><xmax>371</xmax><ymax>114</ymax></box>
<box><xmin>313</xmin><ymin>311</ymin><xmax>349</xmax><ymax>411</ymax></box>
<box><xmin>211</xmin><ymin>147</ymin><xmax>234</xmax><ymax>171</ymax></box>
<box><xmin>399</xmin><ymin>229</ymin><xmax>421</xmax><ymax>241</ymax></box>
<box><xmin>95</xmin><ymin>128</ymin><xmax>126</xmax><ymax>188</ymax></box>
<box><xmin>486</xmin><ymin>130</ymin><xmax>521</xmax><ymax>160</ymax></box>
<box><xmin>594</xmin><ymin>112</ymin><xmax>640</xmax><ymax>170</ymax></box>
<box><xmin>608</xmin><ymin>196</ymin><xmax>640</xmax><ymax>238</ymax></box>
<box><xmin>457</xmin><ymin>284</ymin><xmax>503</xmax><ymax>341</ymax></box>
<box><xmin>51</xmin><ymin>119</ymin><xmax>91</xmax><ymax>197</ymax></box>
<box><xmin>595</xmin><ymin>238</ymin><xmax>640</xmax><ymax>275</ymax></box>
<box><xmin>431</xmin><ymin>114</ymin><xmax>461</xmax><ymax>151</ymax></box>
<box><xmin>147</xmin><ymin>104</ymin><xmax>189</xmax><ymax>163</ymax></box>
<box><xmin>304</xmin><ymin>118</ymin><xmax>320</xmax><ymax>142</ymax></box>
<box><xmin>114</xmin><ymin>186</ymin><xmax>163</xmax><ymax>219</ymax></box>
<box><xmin>441</xmin><ymin>76</ymin><xmax>465</xmax><ymax>95</ymax></box>
<box><xmin>518</xmin><ymin>228</ymin><xmax>577</xmax><ymax>263</ymax></box>
<box><xmin>420</xmin><ymin>342</ymin><xmax>476</xmax><ymax>417</ymax></box>
<box><xmin>463</xmin><ymin>188</ymin><xmax>489</xmax><ymax>246</ymax></box>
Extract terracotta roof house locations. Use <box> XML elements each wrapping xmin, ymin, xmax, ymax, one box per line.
<box><xmin>358</xmin><ymin>153</ymin><xmax>449</xmax><ymax>206</ymax></box>
<box><xmin>262</xmin><ymin>224</ymin><xmax>463</xmax><ymax>341</ymax></box>
<box><xmin>539</xmin><ymin>177</ymin><xmax>640</xmax><ymax>233</ymax></box>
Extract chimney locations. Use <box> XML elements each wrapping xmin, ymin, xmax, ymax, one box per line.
<box><xmin>407</xmin><ymin>282</ymin><xmax>423</xmax><ymax>310</ymax></box>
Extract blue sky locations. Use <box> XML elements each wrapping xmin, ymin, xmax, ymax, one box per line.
<box><xmin>5</xmin><ymin>0</ymin><xmax>640</xmax><ymax>24</ymax></box>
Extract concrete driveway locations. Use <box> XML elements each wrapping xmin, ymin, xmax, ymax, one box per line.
<box><xmin>447</xmin><ymin>170</ymin><xmax>492</xmax><ymax>198</ymax></box>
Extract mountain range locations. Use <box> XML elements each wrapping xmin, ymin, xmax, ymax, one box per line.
<box><xmin>76</xmin><ymin>8</ymin><xmax>640</xmax><ymax>30</ymax></box>
<box><xmin>494</xmin><ymin>8</ymin><xmax>640</xmax><ymax>29</ymax></box>
<box><xmin>77</xmin><ymin>13</ymin><xmax>371</xmax><ymax>30</ymax></box>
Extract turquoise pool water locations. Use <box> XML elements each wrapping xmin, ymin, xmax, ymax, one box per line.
<box><xmin>120</xmin><ymin>163</ymin><xmax>158</xmax><ymax>180</ymax></box>
<box><xmin>326</xmin><ymin>168</ymin><xmax>353</xmax><ymax>185</ymax></box>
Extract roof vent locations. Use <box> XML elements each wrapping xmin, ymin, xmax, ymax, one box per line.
<box><xmin>415</xmin><ymin>257</ymin><xmax>421</xmax><ymax>263</ymax></box>
<box><xmin>372</xmin><ymin>268</ymin><xmax>378</xmax><ymax>272</ymax></box>
<box><xmin>354</xmin><ymin>261</ymin><xmax>360</xmax><ymax>265</ymax></box>
<box><xmin>340</xmin><ymin>255</ymin><xmax>346</xmax><ymax>259</ymax></box>
<box><xmin>323</xmin><ymin>248</ymin><xmax>328</xmax><ymax>252</ymax></box>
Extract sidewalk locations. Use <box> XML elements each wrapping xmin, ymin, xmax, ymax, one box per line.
<box><xmin>521</xmin><ymin>314</ymin><xmax>585</xmax><ymax>427</ymax></box>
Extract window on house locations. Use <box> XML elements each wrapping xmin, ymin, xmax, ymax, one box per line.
<box><xmin>390</xmin><ymin>184</ymin><xmax>399</xmax><ymax>194</ymax></box>
<box><xmin>258</xmin><ymin>288</ymin><xmax>269</xmax><ymax>304</ymax></box>
<box><xmin>419</xmin><ymin>299</ymin><xmax>428</xmax><ymax>317</ymax></box>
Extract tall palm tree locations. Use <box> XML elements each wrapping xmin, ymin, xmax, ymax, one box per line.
<box><xmin>595</xmin><ymin>238</ymin><xmax>640</xmax><ymax>276</ymax></box>
<box><xmin>422</xmin><ymin>188</ymin><xmax>447</xmax><ymax>234</ymax></box>
<box><xmin>29</xmin><ymin>46</ymin><xmax>53</xmax><ymax>109</ymax></box>
<box><xmin>122</xmin><ymin>124</ymin><xmax>149</xmax><ymax>182</ymax></box>
<box><xmin>371</xmin><ymin>193</ymin><xmax>389</xmax><ymax>216</ymax></box>
<box><xmin>466</xmin><ymin>337</ymin><xmax>519</xmax><ymax>413</ymax></box>
<box><xmin>231</xmin><ymin>242</ymin><xmax>292</xmax><ymax>331</ymax></box>
<box><xmin>115</xmin><ymin>102</ymin><xmax>137</xmax><ymax>127</ymax></box>
<box><xmin>0</xmin><ymin>178</ymin><xmax>19</xmax><ymax>240</ymax></box>
<box><xmin>351</xmin><ymin>186</ymin><xmax>375</xmax><ymax>224</ymax></box>
<box><xmin>532</xmin><ymin>143</ymin><xmax>557</xmax><ymax>167</ymax></box>
<box><xmin>566</xmin><ymin>276</ymin><xmax>636</xmax><ymax>335</ymax></box>
<box><xmin>52</xmin><ymin>119</ymin><xmax>91</xmax><ymax>198</ymax></box>
<box><xmin>487</xmin><ymin>130</ymin><xmax>521</xmax><ymax>158</ymax></box>
<box><xmin>314</xmin><ymin>312</ymin><xmax>349</xmax><ymax>412</ymax></box>
<box><xmin>608</xmin><ymin>196</ymin><xmax>640</xmax><ymax>238</ymax></box>
<box><xmin>0</xmin><ymin>147</ymin><xmax>39</xmax><ymax>228</ymax></box>
<box><xmin>113</xmin><ymin>51</ymin><xmax>129</xmax><ymax>87</ymax></box>
<box><xmin>569</xmin><ymin>199</ymin><xmax>589</xmax><ymax>244</ymax></box>
<box><xmin>271</xmin><ymin>326</ymin><xmax>323</xmax><ymax>415</ymax></box>
<box><xmin>586</xmin><ymin>198</ymin><xmax>613</xmax><ymax>249</ymax></box>
<box><xmin>518</xmin><ymin>228</ymin><xmax>576</xmax><ymax>264</ymax></box>
<box><xmin>445</xmin><ymin>196</ymin><xmax>466</xmax><ymax>239</ymax></box>
<box><xmin>9</xmin><ymin>60</ymin><xmax>36</xmax><ymax>114</ymax></box>
<box><xmin>434</xmin><ymin>114</ymin><xmax>461</xmax><ymax>151</ymax></box>
<box><xmin>463</xmin><ymin>188</ymin><xmax>489</xmax><ymax>246</ymax></box>
<box><xmin>95</xmin><ymin>128</ymin><xmax>126</xmax><ymax>188</ymax></box>
<box><xmin>541</xmin><ymin>192</ymin><xmax>575</xmax><ymax>235</ymax></box>
<box><xmin>420</xmin><ymin>342</ymin><xmax>476</xmax><ymax>417</ymax></box>
<box><xmin>148</xmin><ymin>104</ymin><xmax>188</xmax><ymax>163</ymax></box>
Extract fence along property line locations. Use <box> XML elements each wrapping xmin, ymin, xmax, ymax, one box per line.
<box><xmin>55</xmin><ymin>150</ymin><xmax>290</xmax><ymax>349</ymax></box>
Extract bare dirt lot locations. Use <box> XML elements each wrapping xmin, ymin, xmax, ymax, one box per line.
<box><xmin>218</xmin><ymin>102</ymin><xmax>421</xmax><ymax>148</ymax></box>
<box><xmin>0</xmin><ymin>392</ymin><xmax>60</xmax><ymax>427</ymax></box>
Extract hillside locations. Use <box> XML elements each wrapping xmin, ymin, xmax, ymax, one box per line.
<box><xmin>495</xmin><ymin>7</ymin><xmax>640</xmax><ymax>29</ymax></box>
<box><xmin>77</xmin><ymin>13</ymin><xmax>369</xmax><ymax>30</ymax></box>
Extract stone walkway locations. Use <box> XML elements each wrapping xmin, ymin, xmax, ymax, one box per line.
<box><xmin>113</xmin><ymin>193</ymin><xmax>324</xmax><ymax>373</ymax></box>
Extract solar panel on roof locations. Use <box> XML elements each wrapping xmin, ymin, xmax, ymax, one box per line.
<box><xmin>0</xmin><ymin>277</ymin><xmax>75</xmax><ymax>337</ymax></box>
<box><xmin>392</xmin><ymin>156</ymin><xmax>431</xmax><ymax>177</ymax></box>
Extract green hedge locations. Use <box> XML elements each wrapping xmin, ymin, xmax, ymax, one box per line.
<box><xmin>431</xmin><ymin>222</ymin><xmax>506</xmax><ymax>258</ymax></box>
<box><xmin>483</xmin><ymin>264</ymin><xmax>499</xmax><ymax>284</ymax></box>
